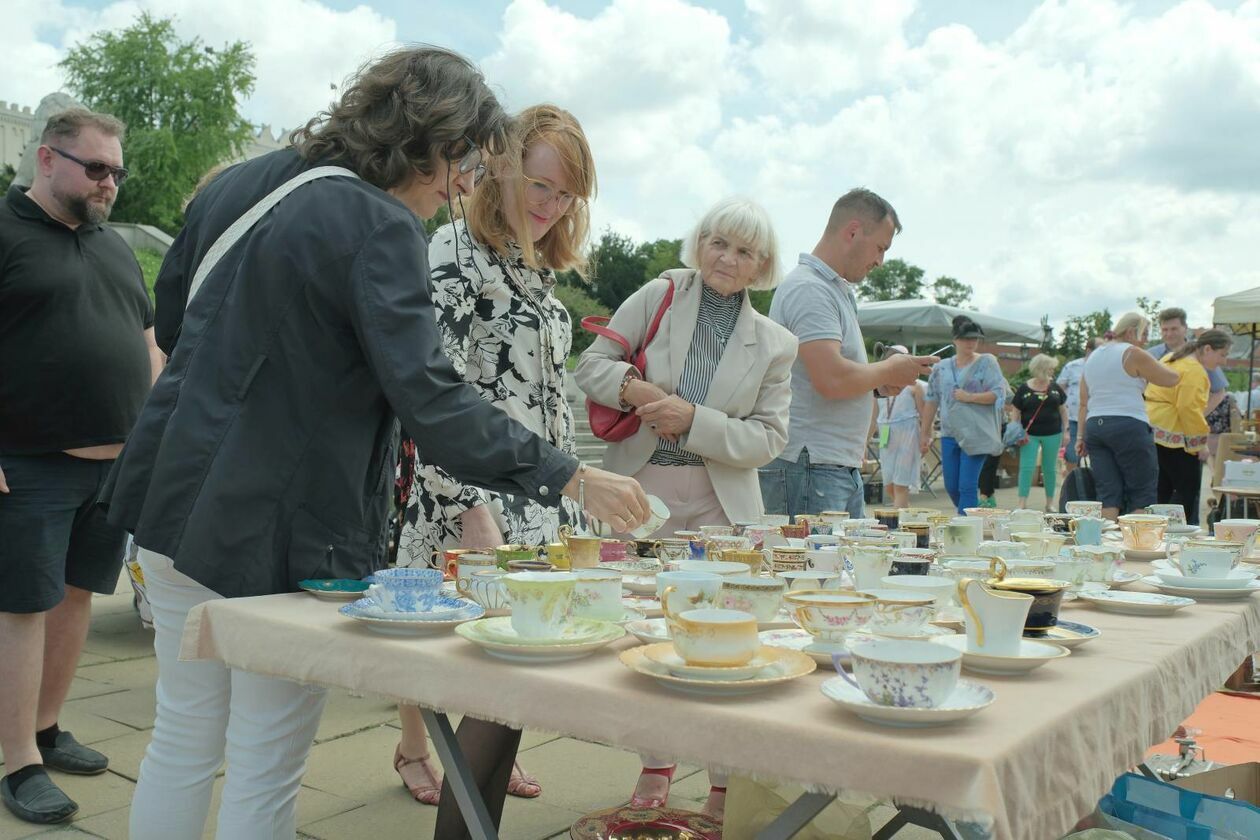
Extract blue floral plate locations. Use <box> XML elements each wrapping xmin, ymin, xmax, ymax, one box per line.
<box><xmin>338</xmin><ymin>597</ymin><xmax>483</xmax><ymax>636</ymax></box>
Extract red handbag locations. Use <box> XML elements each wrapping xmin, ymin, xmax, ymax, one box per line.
<box><xmin>580</xmin><ymin>280</ymin><xmax>675</xmax><ymax>441</ymax></box>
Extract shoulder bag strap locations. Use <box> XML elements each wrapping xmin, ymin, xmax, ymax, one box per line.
<box><xmin>580</xmin><ymin>279</ymin><xmax>675</xmax><ymax>360</ymax></box>
<box><xmin>186</xmin><ymin>165</ymin><xmax>361</xmax><ymax>309</ymax></box>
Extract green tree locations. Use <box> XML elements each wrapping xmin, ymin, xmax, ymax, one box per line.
<box><xmin>60</xmin><ymin>13</ymin><xmax>256</xmax><ymax>234</ymax></box>
<box><xmin>0</xmin><ymin>164</ymin><xmax>14</xmax><ymax>194</ymax></box>
<box><xmin>638</xmin><ymin>238</ymin><xmax>682</xmax><ymax>281</ymax></box>
<box><xmin>931</xmin><ymin>275</ymin><xmax>972</xmax><ymax>307</ymax></box>
<box><xmin>1057</xmin><ymin>309</ymin><xmax>1112</xmax><ymax>359</ymax></box>
<box><xmin>556</xmin><ymin>284</ymin><xmax>611</xmax><ymax>356</ymax></box>
<box><xmin>859</xmin><ymin>259</ymin><xmax>925</xmax><ymax>301</ymax></box>
<box><xmin>586</xmin><ymin>229</ymin><xmax>648</xmax><ymax>311</ymax></box>
<box><xmin>1136</xmin><ymin>295</ymin><xmax>1163</xmax><ymax>325</ymax></box>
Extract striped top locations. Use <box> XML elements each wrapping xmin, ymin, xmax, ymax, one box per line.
<box><xmin>649</xmin><ymin>282</ymin><xmax>744</xmax><ymax>466</ymax></box>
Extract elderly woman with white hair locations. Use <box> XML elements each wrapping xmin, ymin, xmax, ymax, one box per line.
<box><xmin>1011</xmin><ymin>353</ymin><xmax>1070</xmax><ymax>511</ymax></box>
<box><xmin>575</xmin><ymin>197</ymin><xmax>797</xmax><ymax>818</ymax></box>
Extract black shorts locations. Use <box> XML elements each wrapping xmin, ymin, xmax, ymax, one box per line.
<box><xmin>0</xmin><ymin>452</ymin><xmax>127</xmax><ymax>613</ymax></box>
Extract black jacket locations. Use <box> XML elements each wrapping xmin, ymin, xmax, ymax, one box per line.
<box><xmin>102</xmin><ymin>149</ymin><xmax>577</xmax><ymax>598</ymax></box>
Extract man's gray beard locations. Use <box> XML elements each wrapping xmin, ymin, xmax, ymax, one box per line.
<box><xmin>56</xmin><ymin>188</ymin><xmax>113</xmax><ymax>225</ymax></box>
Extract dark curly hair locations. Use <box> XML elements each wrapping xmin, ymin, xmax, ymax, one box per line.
<box><xmin>290</xmin><ymin>46</ymin><xmax>510</xmax><ymax>191</ymax></box>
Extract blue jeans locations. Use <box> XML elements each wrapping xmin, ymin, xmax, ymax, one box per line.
<box><xmin>939</xmin><ymin>436</ymin><xmax>986</xmax><ymax>514</ymax></box>
<box><xmin>1064</xmin><ymin>420</ymin><xmax>1080</xmax><ymax>465</ymax></box>
<box><xmin>1084</xmin><ymin>415</ymin><xmax>1157</xmax><ymax>513</ymax></box>
<box><xmin>759</xmin><ymin>448</ymin><xmax>865</xmax><ymax>519</ymax></box>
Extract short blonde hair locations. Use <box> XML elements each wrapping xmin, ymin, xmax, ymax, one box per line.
<box><xmin>1113</xmin><ymin>312</ymin><xmax>1150</xmax><ymax>344</ymax></box>
<box><xmin>1027</xmin><ymin>353</ymin><xmax>1058</xmax><ymax>379</ymax></box>
<box><xmin>681</xmin><ymin>197</ymin><xmax>783</xmax><ymax>291</ymax></box>
<box><xmin>463</xmin><ymin>103</ymin><xmax>595</xmax><ymax>273</ymax></box>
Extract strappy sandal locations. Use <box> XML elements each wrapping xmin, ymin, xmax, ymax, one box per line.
<box><xmin>629</xmin><ymin>765</ymin><xmax>676</xmax><ymax>809</ymax></box>
<box><xmin>507</xmin><ymin>760</ymin><xmax>542</xmax><ymax>798</ymax></box>
<box><xmin>393</xmin><ymin>744</ymin><xmax>442</xmax><ymax>805</ymax></box>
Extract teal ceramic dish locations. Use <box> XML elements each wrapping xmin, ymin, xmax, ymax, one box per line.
<box><xmin>299</xmin><ymin>579</ymin><xmax>370</xmax><ymax>601</ymax></box>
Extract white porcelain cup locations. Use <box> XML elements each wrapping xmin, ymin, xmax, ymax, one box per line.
<box><xmin>1177</xmin><ymin>547</ymin><xmax>1234</xmax><ymax>579</ymax></box>
<box><xmin>455</xmin><ymin>569</ymin><xmax>509</xmax><ymax>611</ymax></box>
<box><xmin>1008</xmin><ymin>508</ymin><xmax>1045</xmax><ymax>533</ymax></box>
<box><xmin>628</xmin><ymin>495</ymin><xmax>671</xmax><ymax>539</ymax></box>
<box><xmin>456</xmin><ymin>552</ymin><xmax>499</xmax><ymax>587</ymax></box>
<box><xmin>718</xmin><ymin>577</ymin><xmax>785</xmax><ymax>622</ymax></box>
<box><xmin>1146</xmin><ymin>504</ymin><xmax>1187</xmax><ymax>525</ymax></box>
<box><xmin>805</xmin><ymin>534</ymin><xmax>842</xmax><ymax>551</ymax></box>
<box><xmin>977</xmin><ymin>540</ymin><xmax>1028</xmax><ymax>560</ymax></box>
<box><xmin>856</xmin><ymin>589</ymin><xmax>937</xmax><ymax>635</ymax></box>
<box><xmin>805</xmin><ymin>547</ymin><xmax>844</xmax><ymax>574</ymax></box>
<box><xmin>571</xmin><ymin>568</ymin><xmax>624</xmax><ymax>620</ymax></box>
<box><xmin>845</xmin><ymin>545</ymin><xmax>896</xmax><ymax>590</ymax></box>
<box><xmin>784</xmin><ymin>590</ymin><xmax>876</xmax><ymax>642</ymax></box>
<box><xmin>957</xmin><ymin>578</ymin><xmax>1032</xmax><ymax>656</ymax></box>
<box><xmin>943</xmin><ymin>518</ymin><xmax>982</xmax><ymax>555</ymax></box>
<box><xmin>1065</xmin><ymin>501</ymin><xmax>1103</xmax><ymax>518</ymax></box>
<box><xmin>655</xmin><ymin>571</ymin><xmax>722</xmax><ymax>614</ymax></box>
<box><xmin>504</xmin><ymin>572</ymin><xmax>576</xmax><ymax>639</ymax></box>
<box><xmin>1068</xmin><ymin>545</ymin><xmax>1123</xmax><ymax>581</ymax></box>
<box><xmin>676</xmin><ymin>559</ymin><xmax>751</xmax><ymax>579</ymax></box>
<box><xmin>880</xmin><ymin>574</ymin><xmax>956</xmax><ymax>609</ymax></box>
<box><xmin>664</xmin><ymin>607</ymin><xmax>760</xmax><ymax>666</ymax></box>
<box><xmin>841</xmin><ymin>639</ymin><xmax>961</xmax><ymax>708</ymax></box>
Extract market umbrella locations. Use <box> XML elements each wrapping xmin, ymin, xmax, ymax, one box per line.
<box><xmin>856</xmin><ymin>299</ymin><xmax>1048</xmax><ymax>352</ymax></box>
<box><xmin>1212</xmin><ymin>287</ymin><xmax>1260</xmax><ymax>413</ymax></box>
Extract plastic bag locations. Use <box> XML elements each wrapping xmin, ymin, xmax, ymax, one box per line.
<box><xmin>722</xmin><ymin>777</ymin><xmax>875</xmax><ymax>840</ymax></box>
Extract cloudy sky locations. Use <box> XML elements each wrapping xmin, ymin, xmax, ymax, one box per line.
<box><xmin>7</xmin><ymin>0</ymin><xmax>1259</xmax><ymax>333</ymax></box>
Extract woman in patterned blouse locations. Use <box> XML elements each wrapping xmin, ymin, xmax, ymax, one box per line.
<box><xmin>392</xmin><ymin>105</ymin><xmax>594</xmax><ymax>817</ymax></box>
<box><xmin>575</xmin><ymin>197</ymin><xmax>798</xmax><ymax>820</ymax></box>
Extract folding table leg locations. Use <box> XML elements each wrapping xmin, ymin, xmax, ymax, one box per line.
<box><xmin>420</xmin><ymin>709</ymin><xmax>499</xmax><ymax>840</ymax></box>
<box><xmin>754</xmin><ymin>792</ymin><xmax>835</xmax><ymax>840</ymax></box>
<box><xmin>892</xmin><ymin>805</ymin><xmax>991</xmax><ymax>840</ymax></box>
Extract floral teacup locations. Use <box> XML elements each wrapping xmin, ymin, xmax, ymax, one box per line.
<box><xmin>839</xmin><ymin>639</ymin><xmax>961</xmax><ymax>708</ymax></box>
<box><xmin>718</xmin><ymin>577</ymin><xmax>785</xmax><ymax>622</ymax></box>
<box><xmin>784</xmin><ymin>590</ymin><xmax>875</xmax><ymax>643</ymax></box>
<box><xmin>503</xmin><ymin>572</ymin><xmax>575</xmax><ymax>639</ymax></box>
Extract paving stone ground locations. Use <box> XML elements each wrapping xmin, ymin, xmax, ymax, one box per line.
<box><xmin>2</xmin><ymin>482</ymin><xmax>1032</xmax><ymax>839</ymax></box>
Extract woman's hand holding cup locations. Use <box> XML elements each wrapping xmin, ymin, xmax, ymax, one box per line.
<box><xmin>563</xmin><ymin>465</ymin><xmax>650</xmax><ymax>535</ymax></box>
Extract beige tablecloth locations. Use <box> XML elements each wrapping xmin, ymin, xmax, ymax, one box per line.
<box><xmin>180</xmin><ymin>587</ymin><xmax>1260</xmax><ymax>840</ymax></box>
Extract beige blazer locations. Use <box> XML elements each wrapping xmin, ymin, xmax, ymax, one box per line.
<box><xmin>574</xmin><ymin>269</ymin><xmax>798</xmax><ymax>523</ymax></box>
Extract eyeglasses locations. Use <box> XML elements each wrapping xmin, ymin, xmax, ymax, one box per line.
<box><xmin>444</xmin><ymin>136</ymin><xmax>486</xmax><ymax>186</ymax></box>
<box><xmin>523</xmin><ymin>175</ymin><xmax>585</xmax><ymax>213</ymax></box>
<box><xmin>49</xmin><ymin>147</ymin><xmax>129</xmax><ymax>186</ymax></box>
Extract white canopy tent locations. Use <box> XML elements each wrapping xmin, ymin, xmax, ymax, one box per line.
<box><xmin>856</xmin><ymin>299</ymin><xmax>1048</xmax><ymax>352</ymax></box>
<box><xmin>1213</xmin><ymin>287</ymin><xmax>1260</xmax><ymax>413</ymax></box>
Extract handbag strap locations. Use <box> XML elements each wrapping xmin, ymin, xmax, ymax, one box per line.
<box><xmin>1022</xmin><ymin>389</ymin><xmax>1048</xmax><ymax>432</ymax></box>
<box><xmin>186</xmin><ymin>165</ymin><xmax>360</xmax><ymax>308</ymax></box>
<box><xmin>580</xmin><ymin>279</ymin><xmax>675</xmax><ymax>360</ymax></box>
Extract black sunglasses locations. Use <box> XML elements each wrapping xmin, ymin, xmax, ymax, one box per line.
<box><xmin>49</xmin><ymin>147</ymin><xmax>129</xmax><ymax>186</ymax></box>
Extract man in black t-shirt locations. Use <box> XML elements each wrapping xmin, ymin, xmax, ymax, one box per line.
<box><xmin>0</xmin><ymin>108</ymin><xmax>163</xmax><ymax>824</ymax></box>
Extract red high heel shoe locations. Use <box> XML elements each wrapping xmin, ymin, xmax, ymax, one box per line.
<box><xmin>629</xmin><ymin>765</ymin><xmax>676</xmax><ymax>809</ymax></box>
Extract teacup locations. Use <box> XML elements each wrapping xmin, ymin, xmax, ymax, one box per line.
<box><xmin>503</xmin><ymin>572</ymin><xmax>576</xmax><ymax>639</ymax></box>
<box><xmin>899</xmin><ymin>508</ymin><xmax>938</xmax><ymax>526</ymax></box>
<box><xmin>655</xmin><ymin>570</ymin><xmax>722</xmax><ymax>614</ymax></box>
<box><xmin>999</xmin><ymin>559</ymin><xmax>1057</xmax><ymax>579</ymax></box>
<box><xmin>663</xmin><ymin>607</ymin><xmax>760</xmax><ymax>666</ymax></box>
<box><xmin>1043</xmin><ymin>513</ymin><xmax>1076</xmax><ymax>534</ymax></box>
<box><xmin>784</xmin><ymin>590</ymin><xmax>876</xmax><ymax>642</ymax></box>
<box><xmin>456</xmin><ymin>569</ymin><xmax>510</xmax><ymax>611</ymax></box>
<box><xmin>957</xmin><ymin>578</ymin><xmax>1033</xmax><ymax>656</ymax></box>
<box><xmin>735</xmin><ymin>524</ymin><xmax>772</xmax><ymax>549</ymax></box>
<box><xmin>940</xmin><ymin>556</ymin><xmax>1007</xmax><ymax>583</ymax></box>
<box><xmin>706</xmin><ymin>535</ymin><xmax>753</xmax><ymax>556</ymax></box>
<box><xmin>856</xmin><ymin>589</ymin><xmax>937</xmax><ymax>636</ymax></box>
<box><xmin>1051</xmin><ymin>558</ymin><xmax>1091</xmax><ymax>589</ymax></box>
<box><xmin>1068</xmin><ymin>516</ymin><xmax>1106</xmax><ymax>547</ymax></box>
<box><xmin>433</xmin><ymin>547</ymin><xmax>471</xmax><ymax>579</ymax></box>
<box><xmin>1214</xmin><ymin>520</ymin><xmax>1260</xmax><ymax>555</ymax></box>
<box><xmin>1183</xmin><ymin>539</ymin><xmax>1244</xmax><ymax>565</ymax></box>
<box><xmin>840</xmin><ymin>639</ymin><xmax>961</xmax><ymax>708</ymax></box>
<box><xmin>627</xmin><ymin>495</ymin><xmax>671</xmax><ymax>539</ymax></box>
<box><xmin>879</xmin><ymin>574</ymin><xmax>956</xmax><ymax>609</ymax></box>
<box><xmin>776</xmin><ymin>569</ymin><xmax>844</xmax><ymax>591</ymax></box>
<box><xmin>1146</xmin><ymin>504</ymin><xmax>1187</xmax><ymax>525</ymax></box>
<box><xmin>599</xmin><ymin>539</ymin><xmax>633</xmax><ymax>563</ymax></box>
<box><xmin>674</xmin><ymin>530</ymin><xmax>705</xmax><ymax>558</ymax></box>
<box><xmin>816</xmin><ymin>511</ymin><xmax>851</xmax><ymax>527</ymax></box>
<box><xmin>977</xmin><ymin>540</ymin><xmax>1028</xmax><ymax>560</ymax></box>
<box><xmin>1007</xmin><ymin>508</ymin><xmax>1046</xmax><ymax>533</ymax></box>
<box><xmin>845</xmin><ymin>545</ymin><xmax>896</xmax><ymax>590</ymax></box>
<box><xmin>901</xmin><ymin>523</ymin><xmax>931</xmax><ymax>548</ymax></box>
<box><xmin>631</xmin><ymin>538</ymin><xmax>660</xmax><ymax>558</ymax></box>
<box><xmin>769</xmin><ymin>546</ymin><xmax>808</xmax><ymax>573</ymax></box>
<box><xmin>985</xmin><ymin>576</ymin><xmax>1069</xmax><ymax>636</ymax></box>
<box><xmin>369</xmin><ymin>567</ymin><xmax>443</xmax><ymax>613</ymax></box>
<box><xmin>1010</xmin><ymin>530</ymin><xmax>1069</xmax><ymax>558</ymax></box>
<box><xmin>544</xmin><ymin>542</ymin><xmax>570</xmax><ymax>570</ymax></box>
<box><xmin>805</xmin><ymin>534</ymin><xmax>842</xmax><ymax>551</ymax></box>
<box><xmin>943</xmin><ymin>518</ymin><xmax>982</xmax><ymax>555</ymax></box>
<box><xmin>456</xmin><ymin>552</ymin><xmax>498</xmax><ymax>587</ymax></box>
<box><xmin>888</xmin><ymin>530</ymin><xmax>919</xmax><ymax>550</ymax></box>
<box><xmin>1068</xmin><ymin>545</ymin><xmax>1123</xmax><ymax>582</ymax></box>
<box><xmin>571</xmin><ymin>568</ymin><xmax>624</xmax><ymax>620</ymax></box>
<box><xmin>760</xmin><ymin>514</ymin><xmax>791</xmax><ymax>527</ymax></box>
<box><xmin>655</xmin><ymin>538</ymin><xmax>692</xmax><ymax>565</ymax></box>
<box><xmin>890</xmin><ymin>548</ymin><xmax>935</xmax><ymax>577</ymax></box>
<box><xmin>506</xmin><ymin>559</ymin><xmax>554</xmax><ymax>573</ymax></box>
<box><xmin>718</xmin><ymin>577</ymin><xmax>786</xmax><ymax>622</ymax></box>
<box><xmin>928</xmin><ymin>514</ymin><xmax>954</xmax><ymax>547</ymax></box>
<box><xmin>1117</xmin><ymin>514</ymin><xmax>1168</xmax><ymax>550</ymax></box>
<box><xmin>808</xmin><ymin>522</ymin><xmax>835</xmax><ymax>536</ymax></box>
<box><xmin>1176</xmin><ymin>547</ymin><xmax>1233</xmax><ymax>579</ymax></box>
<box><xmin>805</xmin><ymin>547</ymin><xmax>844</xmax><ymax>574</ymax></box>
<box><xmin>700</xmin><ymin>524</ymin><xmax>735</xmax><ymax>539</ymax></box>
<box><xmin>677</xmin><ymin>559</ymin><xmax>751</xmax><ymax>579</ymax></box>
<box><xmin>713</xmin><ymin>549</ymin><xmax>767</xmax><ymax>577</ymax></box>
<box><xmin>1065</xmin><ymin>501</ymin><xmax>1103</xmax><ymax>518</ymax></box>
<box><xmin>871</xmin><ymin>507</ymin><xmax>901</xmax><ymax>530</ymax></box>
<box><xmin>495</xmin><ymin>543</ymin><xmax>539</xmax><ymax>567</ymax></box>
<box><xmin>558</xmin><ymin>525</ymin><xmax>602</xmax><ymax>569</ymax></box>
<box><xmin>779</xmin><ymin>521</ymin><xmax>810</xmax><ymax>540</ymax></box>
<box><xmin>840</xmin><ymin>518</ymin><xmax>880</xmax><ymax>533</ymax></box>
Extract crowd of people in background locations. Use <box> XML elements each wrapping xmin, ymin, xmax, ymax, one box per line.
<box><xmin>0</xmin><ymin>40</ymin><xmax>1250</xmax><ymax>837</ymax></box>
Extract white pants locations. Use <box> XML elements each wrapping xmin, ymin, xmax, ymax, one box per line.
<box><xmin>129</xmin><ymin>549</ymin><xmax>327</xmax><ymax>840</ymax></box>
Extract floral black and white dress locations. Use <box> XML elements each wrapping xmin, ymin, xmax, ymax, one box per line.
<box><xmin>397</xmin><ymin>220</ymin><xmax>579</xmax><ymax>568</ymax></box>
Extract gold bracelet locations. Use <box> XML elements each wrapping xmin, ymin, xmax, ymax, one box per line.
<box><xmin>618</xmin><ymin>369</ymin><xmax>639</xmax><ymax>411</ymax></box>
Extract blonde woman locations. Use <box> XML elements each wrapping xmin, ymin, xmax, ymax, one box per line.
<box><xmin>576</xmin><ymin>197</ymin><xmax>797</xmax><ymax>819</ymax></box>
<box><xmin>1076</xmin><ymin>312</ymin><xmax>1179</xmax><ymax>518</ymax></box>
<box><xmin>392</xmin><ymin>105</ymin><xmax>594</xmax><ymax>826</ymax></box>
<box><xmin>1011</xmin><ymin>353</ymin><xmax>1069</xmax><ymax>511</ymax></box>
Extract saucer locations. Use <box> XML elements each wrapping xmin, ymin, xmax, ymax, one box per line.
<box><xmin>622</xmin><ymin>595</ymin><xmax>663</xmax><ymax>617</ymax></box>
<box><xmin>626</xmin><ymin>618</ymin><xmax>671</xmax><ymax>644</ymax></box>
<box><xmin>619</xmin><ymin>645</ymin><xmax>815</xmax><ymax>696</ymax></box>
<box><xmin>618</xmin><ymin>607</ymin><xmax>647</xmax><ymax>624</ymax></box>
<box><xmin>456</xmin><ymin>617</ymin><xmax>625</xmax><ymax>663</ymax></box>
<box><xmin>932</xmin><ymin>634</ymin><xmax>1070</xmax><ymax>675</ymax></box>
<box><xmin>299</xmin><ymin>578</ymin><xmax>370</xmax><ymax>601</ymax></box>
<box><xmin>851</xmin><ymin>623</ymin><xmax>956</xmax><ymax>641</ymax></box>
<box><xmin>348</xmin><ymin>595</ymin><xmax>475</xmax><ymax>622</ymax></box>
<box><xmin>642</xmin><ymin>644</ymin><xmax>790</xmax><ymax>682</ymax></box>
<box><xmin>1109</xmin><ymin>570</ymin><xmax>1141</xmax><ymax>588</ymax></box>
<box><xmin>603</xmin><ymin>559</ymin><xmax>663</xmax><ymax>575</ymax></box>
<box><xmin>820</xmin><ymin>676</ymin><xmax>994</xmax><ymax>727</ymax></box>
<box><xmin>339</xmin><ymin>598</ymin><xmax>484</xmax><ymax>636</ymax></box>
<box><xmin>758</xmin><ymin>629</ymin><xmax>839</xmax><ymax>667</ymax></box>
<box><xmin>1123</xmin><ymin>546</ymin><xmax>1167</xmax><ymax>561</ymax></box>
<box><xmin>1074</xmin><ymin>589</ymin><xmax>1195</xmax><ymax>615</ymax></box>
<box><xmin>622</xmin><ymin>575</ymin><xmax>658</xmax><ymax>595</ymax></box>
<box><xmin>1062</xmin><ymin>581</ymin><xmax>1110</xmax><ymax>601</ymax></box>
<box><xmin>1141</xmin><ymin>575</ymin><xmax>1260</xmax><ymax>601</ymax></box>
<box><xmin>1152</xmin><ymin>569</ymin><xmax>1256</xmax><ymax>590</ymax></box>
<box><xmin>1025</xmin><ymin>620</ymin><xmax>1100</xmax><ymax>648</ymax></box>
<box><xmin>1166</xmin><ymin>524</ymin><xmax>1202</xmax><ymax>536</ymax></box>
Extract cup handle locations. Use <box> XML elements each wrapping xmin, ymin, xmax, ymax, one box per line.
<box><xmin>833</xmin><ymin>657</ymin><xmax>862</xmax><ymax>690</ymax></box>
<box><xmin>661</xmin><ymin>585</ymin><xmax>680</xmax><ymax>630</ymax></box>
<box><xmin>557</xmin><ymin>524</ymin><xmax>573</xmax><ymax>547</ymax></box>
<box><xmin>1068</xmin><ymin>518</ymin><xmax>1078</xmax><ymax>534</ymax></box>
<box><xmin>455</xmin><ymin>577</ymin><xmax>472</xmax><ymax>597</ymax></box>
<box><xmin>986</xmin><ymin>555</ymin><xmax>1008</xmax><ymax>581</ymax></box>
<box><xmin>956</xmin><ymin>579</ymin><xmax>985</xmax><ymax>647</ymax></box>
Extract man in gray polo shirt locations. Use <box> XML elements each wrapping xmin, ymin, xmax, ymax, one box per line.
<box><xmin>762</xmin><ymin>189</ymin><xmax>937</xmax><ymax>518</ymax></box>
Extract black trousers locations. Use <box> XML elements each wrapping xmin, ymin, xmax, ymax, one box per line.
<box><xmin>978</xmin><ymin>453</ymin><xmax>1002</xmax><ymax>498</ymax></box>
<box><xmin>1156</xmin><ymin>444</ymin><xmax>1202</xmax><ymax>525</ymax></box>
